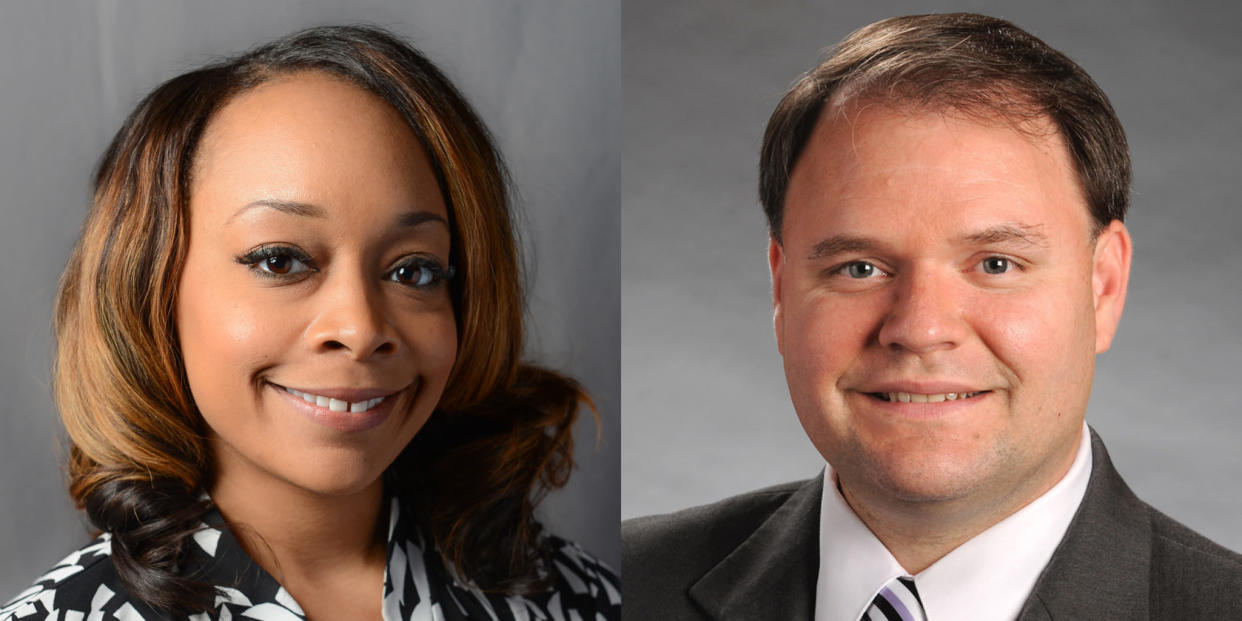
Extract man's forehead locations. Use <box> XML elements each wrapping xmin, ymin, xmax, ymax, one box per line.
<box><xmin>799</xmin><ymin>101</ymin><xmax>1079</xmax><ymax>187</ymax></box>
<box><xmin>817</xmin><ymin>97</ymin><xmax>1068</xmax><ymax>160</ymax></box>
<box><xmin>781</xmin><ymin>101</ymin><xmax>1094</xmax><ymax>249</ymax></box>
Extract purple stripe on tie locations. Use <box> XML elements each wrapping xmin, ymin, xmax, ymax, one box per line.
<box><xmin>880</xmin><ymin>585</ymin><xmax>915</xmax><ymax>621</ymax></box>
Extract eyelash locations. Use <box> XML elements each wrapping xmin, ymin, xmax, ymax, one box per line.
<box><xmin>831</xmin><ymin>260</ymin><xmax>890</xmax><ymax>280</ymax></box>
<box><xmin>978</xmin><ymin>256</ymin><xmax>1020</xmax><ymax>275</ymax></box>
<box><xmin>830</xmin><ymin>256</ymin><xmax>1023</xmax><ymax>279</ymax></box>
<box><xmin>233</xmin><ymin>244</ymin><xmax>454</xmax><ymax>289</ymax></box>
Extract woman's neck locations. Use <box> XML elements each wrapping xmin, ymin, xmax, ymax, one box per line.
<box><xmin>208</xmin><ymin>442</ymin><xmax>389</xmax><ymax>586</ymax></box>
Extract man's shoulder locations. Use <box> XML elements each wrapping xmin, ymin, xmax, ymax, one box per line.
<box><xmin>1086</xmin><ymin>430</ymin><xmax>1242</xmax><ymax>606</ymax></box>
<box><xmin>1149</xmin><ymin>506</ymin><xmax>1242</xmax><ymax>570</ymax></box>
<box><xmin>1036</xmin><ymin>431</ymin><xmax>1242</xmax><ymax>618</ymax></box>
<box><xmin>622</xmin><ymin>478</ymin><xmax>816</xmax><ymax>619</ymax></box>
<box><xmin>623</xmin><ymin>478</ymin><xmax>809</xmax><ymax>566</ymax></box>
<box><xmin>1146</xmin><ymin>506</ymin><xmax>1242</xmax><ymax>615</ymax></box>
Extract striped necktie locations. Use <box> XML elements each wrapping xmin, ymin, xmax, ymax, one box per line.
<box><xmin>861</xmin><ymin>576</ymin><xmax>926</xmax><ymax>621</ymax></box>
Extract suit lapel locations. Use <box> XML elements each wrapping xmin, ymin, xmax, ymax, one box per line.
<box><xmin>684</xmin><ymin>429</ymin><xmax>1152</xmax><ymax>620</ymax></box>
<box><xmin>689</xmin><ymin>474</ymin><xmax>822</xmax><ymax>621</ymax></box>
<box><xmin>1019</xmin><ymin>428</ymin><xmax>1152</xmax><ymax>620</ymax></box>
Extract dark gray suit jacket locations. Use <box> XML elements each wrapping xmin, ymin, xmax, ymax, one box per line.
<box><xmin>622</xmin><ymin>430</ymin><xmax>1242</xmax><ymax>620</ymax></box>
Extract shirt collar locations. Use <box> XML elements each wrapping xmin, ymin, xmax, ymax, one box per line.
<box><xmin>192</xmin><ymin>491</ymin><xmax>437</xmax><ymax>620</ymax></box>
<box><xmin>814</xmin><ymin>421</ymin><xmax>1093</xmax><ymax>621</ymax></box>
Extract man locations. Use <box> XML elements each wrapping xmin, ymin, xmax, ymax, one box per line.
<box><xmin>622</xmin><ymin>13</ymin><xmax>1242</xmax><ymax>621</ymax></box>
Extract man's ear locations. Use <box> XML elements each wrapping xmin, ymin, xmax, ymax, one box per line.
<box><xmin>769</xmin><ymin>236</ymin><xmax>786</xmax><ymax>357</ymax></box>
<box><xmin>1092</xmin><ymin>220</ymin><xmax>1132</xmax><ymax>353</ymax></box>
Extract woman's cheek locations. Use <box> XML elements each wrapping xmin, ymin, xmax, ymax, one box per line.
<box><xmin>414</xmin><ymin>310</ymin><xmax>458</xmax><ymax>382</ymax></box>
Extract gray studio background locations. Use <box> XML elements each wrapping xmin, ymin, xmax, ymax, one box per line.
<box><xmin>623</xmin><ymin>0</ymin><xmax>1242</xmax><ymax>552</ymax></box>
<box><xmin>0</xmin><ymin>0</ymin><xmax>619</xmax><ymax>596</ymax></box>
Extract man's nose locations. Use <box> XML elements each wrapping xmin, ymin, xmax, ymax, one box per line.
<box><xmin>876</xmin><ymin>267</ymin><xmax>968</xmax><ymax>354</ymax></box>
<box><xmin>304</xmin><ymin>272</ymin><xmax>398</xmax><ymax>360</ymax></box>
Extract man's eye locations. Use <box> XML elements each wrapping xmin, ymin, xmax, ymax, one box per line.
<box><xmin>388</xmin><ymin>258</ymin><xmax>454</xmax><ymax>289</ymax></box>
<box><xmin>839</xmin><ymin>261</ymin><xmax>883</xmax><ymax>279</ymax></box>
<box><xmin>980</xmin><ymin>257</ymin><xmax>1012</xmax><ymax>275</ymax></box>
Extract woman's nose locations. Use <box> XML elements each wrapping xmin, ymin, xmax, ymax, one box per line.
<box><xmin>304</xmin><ymin>272</ymin><xmax>398</xmax><ymax>360</ymax></box>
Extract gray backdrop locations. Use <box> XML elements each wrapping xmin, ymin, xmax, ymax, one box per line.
<box><xmin>622</xmin><ymin>0</ymin><xmax>1242</xmax><ymax>555</ymax></box>
<box><xmin>0</xmin><ymin>0</ymin><xmax>619</xmax><ymax>597</ymax></box>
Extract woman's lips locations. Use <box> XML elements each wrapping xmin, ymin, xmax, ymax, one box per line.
<box><xmin>268</xmin><ymin>381</ymin><xmax>412</xmax><ymax>433</ymax></box>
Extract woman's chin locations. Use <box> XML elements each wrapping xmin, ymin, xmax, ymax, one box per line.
<box><xmin>274</xmin><ymin>453</ymin><xmax>392</xmax><ymax>498</ymax></box>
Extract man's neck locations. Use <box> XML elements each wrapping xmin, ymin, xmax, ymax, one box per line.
<box><xmin>837</xmin><ymin>428</ymin><xmax>1083</xmax><ymax>575</ymax></box>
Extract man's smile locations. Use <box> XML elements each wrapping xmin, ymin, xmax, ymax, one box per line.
<box><xmin>868</xmin><ymin>390</ymin><xmax>989</xmax><ymax>403</ymax></box>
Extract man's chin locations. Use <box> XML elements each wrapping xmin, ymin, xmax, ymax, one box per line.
<box><xmin>841</xmin><ymin>444</ymin><xmax>1001</xmax><ymax>506</ymax></box>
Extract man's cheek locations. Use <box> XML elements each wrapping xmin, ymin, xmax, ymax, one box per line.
<box><xmin>787</xmin><ymin>305</ymin><xmax>857</xmax><ymax>376</ymax></box>
<box><xmin>972</xmin><ymin>295</ymin><xmax>1057</xmax><ymax>357</ymax></box>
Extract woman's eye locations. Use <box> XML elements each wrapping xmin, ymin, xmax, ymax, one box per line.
<box><xmin>980</xmin><ymin>256</ymin><xmax>1012</xmax><ymax>275</ymax></box>
<box><xmin>839</xmin><ymin>261</ymin><xmax>884</xmax><ymax>279</ymax></box>
<box><xmin>236</xmin><ymin>246</ymin><xmax>315</xmax><ymax>279</ymax></box>
<box><xmin>258</xmin><ymin>254</ymin><xmax>305</xmax><ymax>275</ymax></box>
<box><xmin>388</xmin><ymin>259</ymin><xmax>453</xmax><ymax>288</ymax></box>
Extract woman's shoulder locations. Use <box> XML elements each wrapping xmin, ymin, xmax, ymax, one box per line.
<box><xmin>544</xmin><ymin>534</ymin><xmax>620</xmax><ymax>598</ymax></box>
<box><xmin>0</xmin><ymin>533</ymin><xmax>143</xmax><ymax>620</ymax></box>
<box><xmin>521</xmin><ymin>534</ymin><xmax>621</xmax><ymax>619</ymax></box>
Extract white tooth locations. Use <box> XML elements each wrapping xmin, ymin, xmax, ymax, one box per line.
<box><xmin>315</xmin><ymin>395</ymin><xmax>330</xmax><ymax>407</ymax></box>
<box><xmin>369</xmin><ymin>397</ymin><xmax>383</xmax><ymax>408</ymax></box>
<box><xmin>299</xmin><ymin>393</ymin><xmax>315</xmax><ymax>404</ymax></box>
<box><xmin>887</xmin><ymin>393</ymin><xmax>897</xmax><ymax>403</ymax></box>
<box><xmin>350</xmin><ymin>401</ymin><xmax>367</xmax><ymax>413</ymax></box>
<box><xmin>898</xmin><ymin>393</ymin><xmax>911</xmax><ymax>403</ymax></box>
<box><xmin>928</xmin><ymin>393</ymin><xmax>946</xmax><ymax>403</ymax></box>
<box><xmin>946</xmin><ymin>393</ymin><xmax>958</xmax><ymax>400</ymax></box>
<box><xmin>910</xmin><ymin>393</ymin><xmax>929</xmax><ymax>403</ymax></box>
<box><xmin>329</xmin><ymin>398</ymin><xmax>348</xmax><ymax>412</ymax></box>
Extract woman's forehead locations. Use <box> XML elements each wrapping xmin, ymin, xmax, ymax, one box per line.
<box><xmin>191</xmin><ymin>71</ymin><xmax>448</xmax><ymax>228</ymax></box>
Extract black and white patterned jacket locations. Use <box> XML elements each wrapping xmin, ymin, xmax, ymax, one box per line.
<box><xmin>1</xmin><ymin>495</ymin><xmax>620</xmax><ymax>620</ymax></box>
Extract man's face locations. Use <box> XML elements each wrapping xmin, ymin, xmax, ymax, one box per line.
<box><xmin>770</xmin><ymin>104</ymin><xmax>1130</xmax><ymax>513</ymax></box>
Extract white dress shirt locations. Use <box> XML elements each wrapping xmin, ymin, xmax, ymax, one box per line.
<box><xmin>814</xmin><ymin>421</ymin><xmax>1093</xmax><ymax>621</ymax></box>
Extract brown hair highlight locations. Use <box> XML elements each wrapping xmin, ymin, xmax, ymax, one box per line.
<box><xmin>54</xmin><ymin>25</ymin><xmax>590</xmax><ymax>613</ymax></box>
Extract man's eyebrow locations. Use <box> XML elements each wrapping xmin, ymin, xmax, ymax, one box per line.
<box><xmin>807</xmin><ymin>235</ymin><xmax>881</xmax><ymax>261</ymax></box>
<box><xmin>958</xmin><ymin>223</ymin><xmax>1050</xmax><ymax>248</ymax></box>
<box><xmin>228</xmin><ymin>199</ymin><xmax>447</xmax><ymax>228</ymax></box>
<box><xmin>805</xmin><ymin>224</ymin><xmax>1049</xmax><ymax>261</ymax></box>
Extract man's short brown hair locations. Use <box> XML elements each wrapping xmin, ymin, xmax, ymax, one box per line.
<box><xmin>759</xmin><ymin>12</ymin><xmax>1130</xmax><ymax>243</ymax></box>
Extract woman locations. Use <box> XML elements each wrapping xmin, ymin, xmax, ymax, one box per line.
<box><xmin>1</xmin><ymin>25</ymin><xmax>618</xmax><ymax>620</ymax></box>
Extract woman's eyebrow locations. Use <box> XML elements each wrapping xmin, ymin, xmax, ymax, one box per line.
<box><xmin>396</xmin><ymin>211</ymin><xmax>448</xmax><ymax>228</ymax></box>
<box><xmin>229</xmin><ymin>199</ymin><xmax>325</xmax><ymax>222</ymax></box>
<box><xmin>228</xmin><ymin>199</ymin><xmax>447</xmax><ymax>227</ymax></box>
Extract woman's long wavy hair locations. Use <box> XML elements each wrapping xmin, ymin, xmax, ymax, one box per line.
<box><xmin>54</xmin><ymin>25</ymin><xmax>588</xmax><ymax>615</ymax></box>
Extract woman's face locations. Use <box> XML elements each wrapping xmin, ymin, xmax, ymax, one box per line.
<box><xmin>177</xmin><ymin>71</ymin><xmax>457</xmax><ymax>498</ymax></box>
